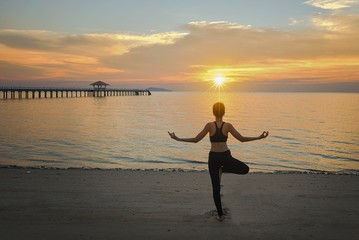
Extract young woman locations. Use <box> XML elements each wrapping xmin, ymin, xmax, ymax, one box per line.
<box><xmin>168</xmin><ymin>102</ymin><xmax>269</xmax><ymax>221</ymax></box>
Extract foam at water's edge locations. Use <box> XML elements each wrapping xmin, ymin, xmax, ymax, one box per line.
<box><xmin>1</xmin><ymin>165</ymin><xmax>358</xmax><ymax>175</ymax></box>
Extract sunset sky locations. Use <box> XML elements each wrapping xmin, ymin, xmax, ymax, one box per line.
<box><xmin>0</xmin><ymin>0</ymin><xmax>358</xmax><ymax>91</ymax></box>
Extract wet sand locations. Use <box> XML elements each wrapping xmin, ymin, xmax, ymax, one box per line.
<box><xmin>0</xmin><ymin>168</ymin><xmax>358</xmax><ymax>240</ymax></box>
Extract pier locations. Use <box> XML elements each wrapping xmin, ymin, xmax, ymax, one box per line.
<box><xmin>0</xmin><ymin>81</ymin><xmax>151</xmax><ymax>100</ymax></box>
<box><xmin>0</xmin><ymin>87</ymin><xmax>151</xmax><ymax>99</ymax></box>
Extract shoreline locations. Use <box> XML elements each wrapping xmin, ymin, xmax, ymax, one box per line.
<box><xmin>1</xmin><ymin>168</ymin><xmax>358</xmax><ymax>239</ymax></box>
<box><xmin>1</xmin><ymin>164</ymin><xmax>358</xmax><ymax>175</ymax></box>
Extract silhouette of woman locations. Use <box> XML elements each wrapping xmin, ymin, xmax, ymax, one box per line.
<box><xmin>168</xmin><ymin>102</ymin><xmax>269</xmax><ymax>221</ymax></box>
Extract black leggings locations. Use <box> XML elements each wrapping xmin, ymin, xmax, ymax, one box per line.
<box><xmin>208</xmin><ymin>150</ymin><xmax>249</xmax><ymax>216</ymax></box>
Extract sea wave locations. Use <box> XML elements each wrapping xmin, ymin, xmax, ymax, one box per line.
<box><xmin>1</xmin><ymin>164</ymin><xmax>358</xmax><ymax>175</ymax></box>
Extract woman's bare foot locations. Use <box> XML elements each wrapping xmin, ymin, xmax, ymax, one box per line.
<box><xmin>217</xmin><ymin>215</ymin><xmax>225</xmax><ymax>221</ymax></box>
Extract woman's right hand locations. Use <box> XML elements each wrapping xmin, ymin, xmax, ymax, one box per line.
<box><xmin>260</xmin><ymin>131</ymin><xmax>269</xmax><ymax>139</ymax></box>
<box><xmin>168</xmin><ymin>131</ymin><xmax>178</xmax><ymax>141</ymax></box>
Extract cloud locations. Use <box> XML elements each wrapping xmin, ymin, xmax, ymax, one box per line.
<box><xmin>304</xmin><ymin>0</ymin><xmax>359</xmax><ymax>9</ymax></box>
<box><xmin>0</xmin><ymin>14</ymin><xmax>358</xmax><ymax>90</ymax></box>
<box><xmin>0</xmin><ymin>60</ymin><xmax>45</xmax><ymax>80</ymax></box>
<box><xmin>311</xmin><ymin>13</ymin><xmax>359</xmax><ymax>32</ymax></box>
<box><xmin>101</xmin><ymin>18</ymin><xmax>359</xmax><ymax>84</ymax></box>
<box><xmin>0</xmin><ymin>30</ymin><xmax>185</xmax><ymax>81</ymax></box>
<box><xmin>0</xmin><ymin>29</ymin><xmax>184</xmax><ymax>56</ymax></box>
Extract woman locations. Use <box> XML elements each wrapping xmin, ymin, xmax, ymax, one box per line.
<box><xmin>168</xmin><ymin>102</ymin><xmax>268</xmax><ymax>221</ymax></box>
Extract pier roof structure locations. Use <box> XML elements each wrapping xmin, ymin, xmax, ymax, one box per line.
<box><xmin>90</xmin><ymin>81</ymin><xmax>109</xmax><ymax>90</ymax></box>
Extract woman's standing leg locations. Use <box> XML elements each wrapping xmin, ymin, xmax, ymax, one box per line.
<box><xmin>208</xmin><ymin>152</ymin><xmax>224</xmax><ymax>218</ymax></box>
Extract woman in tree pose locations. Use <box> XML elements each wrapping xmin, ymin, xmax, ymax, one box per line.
<box><xmin>168</xmin><ymin>102</ymin><xmax>269</xmax><ymax>221</ymax></box>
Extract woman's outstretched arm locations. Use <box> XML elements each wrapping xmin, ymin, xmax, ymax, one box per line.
<box><xmin>168</xmin><ymin>123</ymin><xmax>210</xmax><ymax>143</ymax></box>
<box><xmin>228</xmin><ymin>123</ymin><xmax>269</xmax><ymax>142</ymax></box>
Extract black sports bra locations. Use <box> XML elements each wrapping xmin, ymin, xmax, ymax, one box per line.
<box><xmin>210</xmin><ymin>122</ymin><xmax>228</xmax><ymax>142</ymax></box>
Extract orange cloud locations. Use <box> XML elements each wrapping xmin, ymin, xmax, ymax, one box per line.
<box><xmin>0</xmin><ymin>30</ymin><xmax>185</xmax><ymax>82</ymax></box>
<box><xmin>0</xmin><ymin>13</ymin><xmax>358</xmax><ymax>90</ymax></box>
<box><xmin>190</xmin><ymin>57</ymin><xmax>359</xmax><ymax>84</ymax></box>
<box><xmin>101</xmin><ymin>17</ymin><xmax>358</xmax><ymax>85</ymax></box>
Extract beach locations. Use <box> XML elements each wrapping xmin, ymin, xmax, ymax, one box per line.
<box><xmin>1</xmin><ymin>168</ymin><xmax>358</xmax><ymax>240</ymax></box>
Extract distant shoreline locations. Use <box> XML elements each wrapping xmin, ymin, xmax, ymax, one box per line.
<box><xmin>144</xmin><ymin>87</ymin><xmax>172</xmax><ymax>92</ymax></box>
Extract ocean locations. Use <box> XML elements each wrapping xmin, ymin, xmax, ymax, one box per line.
<box><xmin>1</xmin><ymin>92</ymin><xmax>358</xmax><ymax>173</ymax></box>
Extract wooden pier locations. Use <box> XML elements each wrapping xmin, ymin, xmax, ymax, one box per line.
<box><xmin>0</xmin><ymin>87</ymin><xmax>151</xmax><ymax>100</ymax></box>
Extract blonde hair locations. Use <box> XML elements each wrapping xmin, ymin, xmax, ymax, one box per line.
<box><xmin>212</xmin><ymin>102</ymin><xmax>225</xmax><ymax>118</ymax></box>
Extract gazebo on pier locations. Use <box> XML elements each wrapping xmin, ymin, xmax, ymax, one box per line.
<box><xmin>90</xmin><ymin>81</ymin><xmax>109</xmax><ymax>97</ymax></box>
<box><xmin>90</xmin><ymin>81</ymin><xmax>109</xmax><ymax>90</ymax></box>
<box><xmin>90</xmin><ymin>81</ymin><xmax>110</xmax><ymax>97</ymax></box>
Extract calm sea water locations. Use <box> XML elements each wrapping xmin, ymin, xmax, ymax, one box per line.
<box><xmin>0</xmin><ymin>92</ymin><xmax>358</xmax><ymax>173</ymax></box>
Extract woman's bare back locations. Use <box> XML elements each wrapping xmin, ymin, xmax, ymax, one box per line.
<box><xmin>209</xmin><ymin>121</ymin><xmax>230</xmax><ymax>152</ymax></box>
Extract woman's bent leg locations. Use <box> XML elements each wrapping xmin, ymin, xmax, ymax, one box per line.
<box><xmin>222</xmin><ymin>152</ymin><xmax>249</xmax><ymax>174</ymax></box>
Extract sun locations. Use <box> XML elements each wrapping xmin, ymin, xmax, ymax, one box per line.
<box><xmin>214</xmin><ymin>77</ymin><xmax>225</xmax><ymax>86</ymax></box>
